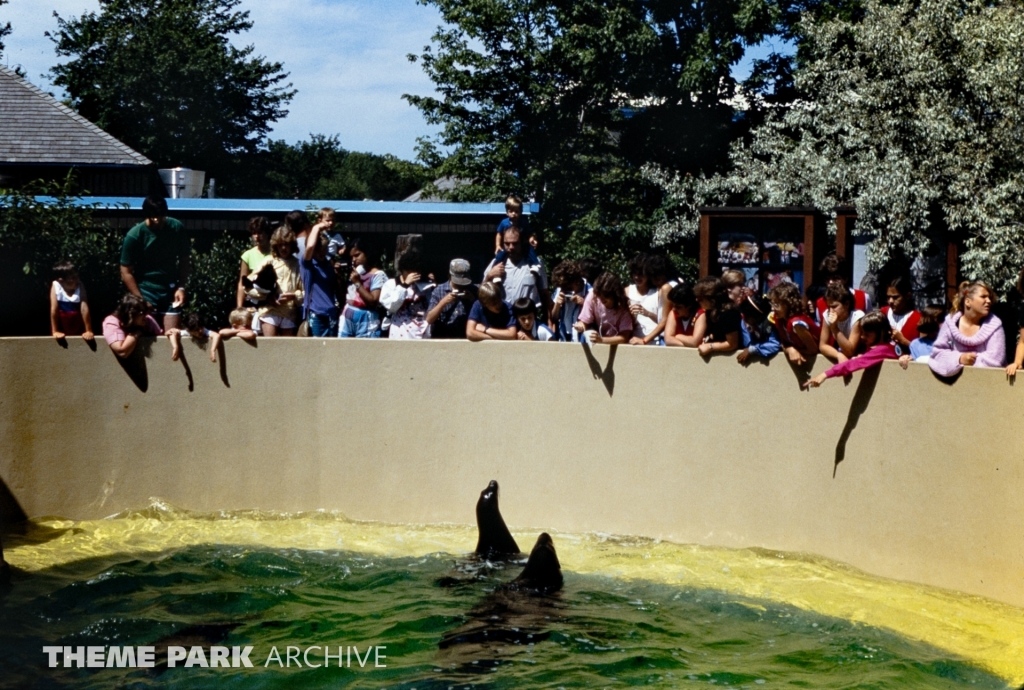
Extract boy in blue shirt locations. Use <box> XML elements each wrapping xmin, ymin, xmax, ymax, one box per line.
<box><xmin>494</xmin><ymin>195</ymin><xmax>540</xmax><ymax>266</ymax></box>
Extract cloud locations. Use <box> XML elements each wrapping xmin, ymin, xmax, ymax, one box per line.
<box><xmin>2</xmin><ymin>0</ymin><xmax>443</xmax><ymax>159</ymax></box>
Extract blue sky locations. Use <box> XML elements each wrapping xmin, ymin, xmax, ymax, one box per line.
<box><xmin>3</xmin><ymin>0</ymin><xmax>785</xmax><ymax>161</ymax></box>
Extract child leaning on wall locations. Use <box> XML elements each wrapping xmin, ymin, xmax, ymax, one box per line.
<box><xmin>513</xmin><ymin>297</ymin><xmax>554</xmax><ymax>341</ymax></box>
<box><xmin>167</xmin><ymin>313</ymin><xmax>221</xmax><ymax>363</ymax></box>
<box><xmin>50</xmin><ymin>261</ymin><xmax>94</xmax><ymax>341</ymax></box>
<box><xmin>769</xmin><ymin>281</ymin><xmax>820</xmax><ymax>365</ymax></box>
<box><xmin>898</xmin><ymin>305</ymin><xmax>943</xmax><ymax>367</ymax></box>
<box><xmin>803</xmin><ymin>311</ymin><xmax>899</xmax><ymax>389</ymax></box>
<box><xmin>218</xmin><ymin>308</ymin><xmax>258</xmax><ymax>345</ymax></box>
<box><xmin>102</xmin><ymin>294</ymin><xmax>162</xmax><ymax>359</ymax></box>
<box><xmin>573</xmin><ymin>272</ymin><xmax>635</xmax><ymax>345</ymax></box>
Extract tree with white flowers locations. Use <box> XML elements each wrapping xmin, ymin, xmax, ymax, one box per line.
<box><xmin>646</xmin><ymin>0</ymin><xmax>1024</xmax><ymax>293</ymax></box>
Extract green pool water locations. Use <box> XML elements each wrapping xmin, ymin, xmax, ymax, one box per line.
<box><xmin>2</xmin><ymin>506</ymin><xmax>1022</xmax><ymax>688</ymax></box>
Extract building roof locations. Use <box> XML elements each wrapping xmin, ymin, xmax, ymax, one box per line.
<box><xmin>0</xmin><ymin>66</ymin><xmax>152</xmax><ymax>167</ymax></box>
<box><xmin>26</xmin><ymin>197</ymin><xmax>536</xmax><ymax>215</ymax></box>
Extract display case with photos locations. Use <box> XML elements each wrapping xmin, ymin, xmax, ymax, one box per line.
<box><xmin>700</xmin><ymin>210</ymin><xmax>829</xmax><ymax>295</ymax></box>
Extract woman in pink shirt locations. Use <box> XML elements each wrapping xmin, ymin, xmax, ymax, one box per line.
<box><xmin>803</xmin><ymin>311</ymin><xmax>897</xmax><ymax>389</ymax></box>
<box><xmin>574</xmin><ymin>272</ymin><xmax>635</xmax><ymax>345</ymax></box>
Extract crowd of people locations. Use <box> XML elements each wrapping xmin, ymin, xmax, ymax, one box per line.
<box><xmin>47</xmin><ymin>195</ymin><xmax>1024</xmax><ymax>383</ymax></box>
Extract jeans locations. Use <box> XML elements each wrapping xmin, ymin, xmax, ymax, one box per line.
<box><xmin>309</xmin><ymin>312</ymin><xmax>338</xmax><ymax>337</ymax></box>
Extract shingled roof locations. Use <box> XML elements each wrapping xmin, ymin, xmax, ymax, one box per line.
<box><xmin>0</xmin><ymin>65</ymin><xmax>151</xmax><ymax>166</ymax></box>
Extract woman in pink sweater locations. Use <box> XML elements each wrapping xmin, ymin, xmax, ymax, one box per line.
<box><xmin>803</xmin><ymin>311</ymin><xmax>897</xmax><ymax>389</ymax></box>
<box><xmin>928</xmin><ymin>281</ymin><xmax>1005</xmax><ymax>377</ymax></box>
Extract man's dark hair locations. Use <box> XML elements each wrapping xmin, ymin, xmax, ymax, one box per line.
<box><xmin>284</xmin><ymin>210</ymin><xmax>309</xmax><ymax>234</ymax></box>
<box><xmin>512</xmin><ymin>297</ymin><xmax>535</xmax><ymax>317</ymax></box>
<box><xmin>501</xmin><ymin>225</ymin><xmax>522</xmax><ymax>243</ymax></box>
<box><xmin>142</xmin><ymin>195</ymin><xmax>168</xmax><ymax>218</ymax></box>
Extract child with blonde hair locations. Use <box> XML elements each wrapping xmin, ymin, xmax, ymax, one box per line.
<box><xmin>218</xmin><ymin>308</ymin><xmax>257</xmax><ymax>343</ymax></box>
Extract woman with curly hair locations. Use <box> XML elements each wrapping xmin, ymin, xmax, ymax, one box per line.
<box><xmin>769</xmin><ymin>281</ymin><xmax>820</xmax><ymax>365</ymax></box>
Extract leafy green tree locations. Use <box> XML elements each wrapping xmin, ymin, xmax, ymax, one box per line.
<box><xmin>404</xmin><ymin>0</ymin><xmax>793</xmax><ymax>271</ymax></box>
<box><xmin>49</xmin><ymin>0</ymin><xmax>294</xmax><ymax>195</ymax></box>
<box><xmin>245</xmin><ymin>135</ymin><xmax>432</xmax><ymax>201</ymax></box>
<box><xmin>647</xmin><ymin>0</ymin><xmax>1024</xmax><ymax>292</ymax></box>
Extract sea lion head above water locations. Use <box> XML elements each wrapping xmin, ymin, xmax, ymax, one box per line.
<box><xmin>508</xmin><ymin>532</ymin><xmax>563</xmax><ymax>594</ymax></box>
<box><xmin>474</xmin><ymin>480</ymin><xmax>520</xmax><ymax>559</ymax></box>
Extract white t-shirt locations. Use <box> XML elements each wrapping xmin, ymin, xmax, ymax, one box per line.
<box><xmin>626</xmin><ymin>285</ymin><xmax>659</xmax><ymax>336</ymax></box>
<box><xmin>831</xmin><ymin>309</ymin><xmax>865</xmax><ymax>339</ymax></box>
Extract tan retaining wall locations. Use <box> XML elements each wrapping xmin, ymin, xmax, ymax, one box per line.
<box><xmin>0</xmin><ymin>337</ymin><xmax>1021</xmax><ymax>606</ymax></box>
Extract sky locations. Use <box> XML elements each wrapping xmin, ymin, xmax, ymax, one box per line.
<box><xmin>2</xmin><ymin>0</ymin><xmax>784</xmax><ymax>162</ymax></box>
<box><xmin>2</xmin><ymin>0</ymin><xmax>444</xmax><ymax>160</ymax></box>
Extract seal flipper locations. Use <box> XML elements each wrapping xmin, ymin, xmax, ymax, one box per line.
<box><xmin>508</xmin><ymin>532</ymin><xmax>562</xmax><ymax>594</ymax></box>
<box><xmin>474</xmin><ymin>480</ymin><xmax>520</xmax><ymax>559</ymax></box>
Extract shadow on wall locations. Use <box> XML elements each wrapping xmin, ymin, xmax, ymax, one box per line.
<box><xmin>833</xmin><ymin>365</ymin><xmax>881</xmax><ymax>477</ymax></box>
<box><xmin>114</xmin><ymin>339</ymin><xmax>152</xmax><ymax>392</ymax></box>
<box><xmin>582</xmin><ymin>343</ymin><xmax>616</xmax><ymax>396</ymax></box>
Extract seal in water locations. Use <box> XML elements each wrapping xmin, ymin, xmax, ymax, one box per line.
<box><xmin>438</xmin><ymin>532</ymin><xmax>564</xmax><ymax>666</ymax></box>
<box><xmin>475</xmin><ymin>480</ymin><xmax>520</xmax><ymax>559</ymax></box>
<box><xmin>507</xmin><ymin>532</ymin><xmax>562</xmax><ymax>594</ymax></box>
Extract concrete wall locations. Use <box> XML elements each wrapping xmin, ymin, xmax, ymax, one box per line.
<box><xmin>1</xmin><ymin>337</ymin><xmax>1022</xmax><ymax>607</ymax></box>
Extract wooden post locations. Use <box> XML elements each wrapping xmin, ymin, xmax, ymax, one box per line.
<box><xmin>699</xmin><ymin>214</ymin><xmax>710</xmax><ymax>278</ymax></box>
<box><xmin>802</xmin><ymin>214</ymin><xmax>815</xmax><ymax>293</ymax></box>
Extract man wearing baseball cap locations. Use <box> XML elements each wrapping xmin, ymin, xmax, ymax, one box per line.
<box><xmin>426</xmin><ymin>258</ymin><xmax>478</xmax><ymax>339</ymax></box>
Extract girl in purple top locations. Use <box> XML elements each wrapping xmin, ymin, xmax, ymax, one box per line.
<box><xmin>929</xmin><ymin>281</ymin><xmax>1005</xmax><ymax>377</ymax></box>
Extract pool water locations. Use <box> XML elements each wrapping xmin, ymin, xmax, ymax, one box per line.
<box><xmin>2</xmin><ymin>502</ymin><xmax>1022</xmax><ymax>689</ymax></box>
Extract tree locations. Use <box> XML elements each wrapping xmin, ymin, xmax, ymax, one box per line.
<box><xmin>49</xmin><ymin>0</ymin><xmax>294</xmax><ymax>195</ymax></box>
<box><xmin>405</xmin><ymin>0</ymin><xmax>794</xmax><ymax>272</ymax></box>
<box><xmin>647</xmin><ymin>0</ymin><xmax>1024</xmax><ymax>293</ymax></box>
<box><xmin>0</xmin><ymin>0</ymin><xmax>10</xmax><ymax>58</ymax></box>
<box><xmin>238</xmin><ymin>135</ymin><xmax>433</xmax><ymax>201</ymax></box>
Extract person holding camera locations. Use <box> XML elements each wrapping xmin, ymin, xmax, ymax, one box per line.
<box><xmin>426</xmin><ymin>259</ymin><xmax>478</xmax><ymax>339</ymax></box>
<box><xmin>549</xmin><ymin>260</ymin><xmax>589</xmax><ymax>342</ymax></box>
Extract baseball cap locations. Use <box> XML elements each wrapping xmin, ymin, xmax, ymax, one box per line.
<box><xmin>449</xmin><ymin>258</ymin><xmax>472</xmax><ymax>286</ymax></box>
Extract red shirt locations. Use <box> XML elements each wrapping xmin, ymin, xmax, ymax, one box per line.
<box><xmin>881</xmin><ymin>306</ymin><xmax>921</xmax><ymax>341</ymax></box>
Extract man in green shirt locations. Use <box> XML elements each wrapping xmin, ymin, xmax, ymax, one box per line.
<box><xmin>120</xmin><ymin>196</ymin><xmax>191</xmax><ymax>330</ymax></box>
